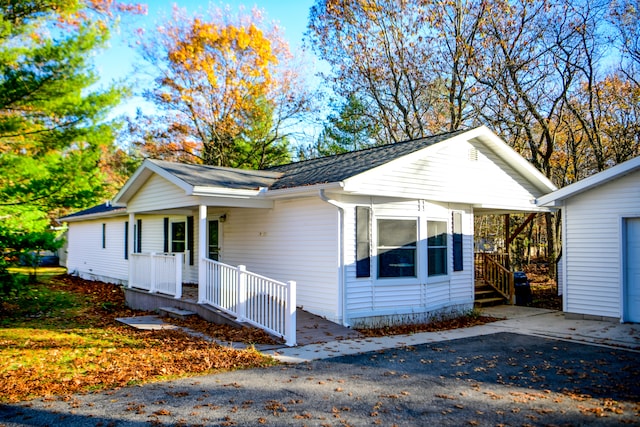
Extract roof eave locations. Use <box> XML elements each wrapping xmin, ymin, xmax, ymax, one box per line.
<box><xmin>537</xmin><ymin>156</ymin><xmax>640</xmax><ymax>206</ymax></box>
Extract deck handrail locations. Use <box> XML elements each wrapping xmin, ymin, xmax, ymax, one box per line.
<box><xmin>201</xmin><ymin>258</ymin><xmax>296</xmax><ymax>346</ymax></box>
<box><xmin>129</xmin><ymin>252</ymin><xmax>183</xmax><ymax>299</ymax></box>
<box><xmin>475</xmin><ymin>252</ymin><xmax>514</xmax><ymax>303</ymax></box>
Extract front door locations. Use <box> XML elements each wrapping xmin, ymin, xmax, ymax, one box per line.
<box><xmin>208</xmin><ymin>219</ymin><xmax>220</xmax><ymax>261</ymax></box>
<box><xmin>624</xmin><ymin>218</ymin><xmax>640</xmax><ymax>322</ymax></box>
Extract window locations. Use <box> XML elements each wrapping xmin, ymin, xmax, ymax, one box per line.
<box><xmin>356</xmin><ymin>207</ymin><xmax>371</xmax><ymax>278</ymax></box>
<box><xmin>377</xmin><ymin>219</ymin><xmax>417</xmax><ymax>278</ymax></box>
<box><xmin>208</xmin><ymin>220</ymin><xmax>220</xmax><ymax>260</ymax></box>
<box><xmin>453</xmin><ymin>212</ymin><xmax>463</xmax><ymax>271</ymax></box>
<box><xmin>428</xmin><ymin>220</ymin><xmax>447</xmax><ymax>276</ymax></box>
<box><xmin>135</xmin><ymin>219</ymin><xmax>142</xmax><ymax>253</ymax></box>
<box><xmin>171</xmin><ymin>221</ymin><xmax>186</xmax><ymax>253</ymax></box>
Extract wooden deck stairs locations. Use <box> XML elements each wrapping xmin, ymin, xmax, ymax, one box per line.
<box><xmin>474</xmin><ymin>252</ymin><xmax>513</xmax><ymax>308</ymax></box>
<box><xmin>474</xmin><ymin>279</ymin><xmax>508</xmax><ymax>307</ymax></box>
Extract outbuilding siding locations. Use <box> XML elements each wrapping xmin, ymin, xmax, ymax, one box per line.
<box><xmin>563</xmin><ymin>171</ymin><xmax>640</xmax><ymax>318</ymax></box>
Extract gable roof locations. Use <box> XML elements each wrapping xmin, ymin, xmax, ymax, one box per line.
<box><xmin>266</xmin><ymin>128</ymin><xmax>469</xmax><ymax>190</ymax></box>
<box><xmin>78</xmin><ymin>125</ymin><xmax>555</xmax><ymax>217</ymax></box>
<box><xmin>537</xmin><ymin>155</ymin><xmax>640</xmax><ymax>207</ymax></box>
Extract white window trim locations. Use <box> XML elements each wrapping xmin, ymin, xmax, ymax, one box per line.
<box><xmin>372</xmin><ymin>215</ymin><xmax>420</xmax><ymax>284</ymax></box>
<box><xmin>426</xmin><ymin>216</ymin><xmax>451</xmax><ymax>284</ymax></box>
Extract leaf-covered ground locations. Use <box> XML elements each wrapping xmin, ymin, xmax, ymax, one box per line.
<box><xmin>0</xmin><ymin>275</ymin><xmax>276</xmax><ymax>402</ymax></box>
<box><xmin>0</xmin><ymin>270</ymin><xmax>562</xmax><ymax>403</ymax></box>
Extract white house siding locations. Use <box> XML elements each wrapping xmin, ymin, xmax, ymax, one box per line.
<box><xmin>343</xmin><ymin>197</ymin><xmax>475</xmax><ymax>327</ymax></box>
<box><xmin>222</xmin><ymin>197</ymin><xmax>341</xmax><ymax>322</ymax></box>
<box><xmin>563</xmin><ymin>171</ymin><xmax>640</xmax><ymax>319</ymax></box>
<box><xmin>128</xmin><ymin>174</ymin><xmax>193</xmax><ymax>212</ymax></box>
<box><xmin>346</xmin><ymin>139</ymin><xmax>541</xmax><ymax>210</ymax></box>
<box><xmin>66</xmin><ymin>217</ymin><xmax>129</xmax><ymax>284</ymax></box>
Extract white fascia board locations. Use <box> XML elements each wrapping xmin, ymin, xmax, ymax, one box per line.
<box><xmin>192</xmin><ymin>186</ymin><xmax>263</xmax><ymax>198</ymax></box>
<box><xmin>470</xmin><ymin>126</ymin><xmax>558</xmax><ymax>195</ymax></box>
<box><xmin>537</xmin><ymin>155</ymin><xmax>640</xmax><ymax>206</ymax></box>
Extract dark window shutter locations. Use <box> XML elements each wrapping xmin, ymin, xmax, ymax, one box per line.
<box><xmin>124</xmin><ymin>221</ymin><xmax>129</xmax><ymax>260</ymax></box>
<box><xmin>453</xmin><ymin>212</ymin><xmax>463</xmax><ymax>271</ymax></box>
<box><xmin>356</xmin><ymin>206</ymin><xmax>371</xmax><ymax>278</ymax></box>
<box><xmin>136</xmin><ymin>219</ymin><xmax>142</xmax><ymax>253</ymax></box>
<box><xmin>187</xmin><ymin>216</ymin><xmax>194</xmax><ymax>265</ymax></box>
<box><xmin>163</xmin><ymin>217</ymin><xmax>169</xmax><ymax>252</ymax></box>
<box><xmin>102</xmin><ymin>224</ymin><xmax>106</xmax><ymax>249</ymax></box>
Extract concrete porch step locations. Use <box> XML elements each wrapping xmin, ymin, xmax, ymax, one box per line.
<box><xmin>158</xmin><ymin>306</ymin><xmax>198</xmax><ymax>320</ymax></box>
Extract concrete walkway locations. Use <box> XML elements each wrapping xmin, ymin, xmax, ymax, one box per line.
<box><xmin>266</xmin><ymin>306</ymin><xmax>640</xmax><ymax>363</ymax></box>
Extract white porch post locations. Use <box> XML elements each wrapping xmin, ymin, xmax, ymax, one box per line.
<box><xmin>128</xmin><ymin>212</ymin><xmax>135</xmax><ymax>288</ymax></box>
<box><xmin>198</xmin><ymin>205</ymin><xmax>207</xmax><ymax>303</ymax></box>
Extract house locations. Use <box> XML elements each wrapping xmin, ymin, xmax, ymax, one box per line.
<box><xmin>537</xmin><ymin>156</ymin><xmax>640</xmax><ymax>323</ymax></box>
<box><xmin>61</xmin><ymin>126</ymin><xmax>556</xmax><ymax>343</ymax></box>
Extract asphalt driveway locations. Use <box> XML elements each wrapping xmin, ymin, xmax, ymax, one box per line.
<box><xmin>1</xmin><ymin>332</ymin><xmax>638</xmax><ymax>426</ymax></box>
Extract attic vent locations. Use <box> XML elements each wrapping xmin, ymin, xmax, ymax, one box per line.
<box><xmin>468</xmin><ymin>148</ymin><xmax>478</xmax><ymax>161</ymax></box>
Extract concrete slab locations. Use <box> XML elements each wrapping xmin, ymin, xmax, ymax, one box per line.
<box><xmin>116</xmin><ymin>315</ymin><xmax>180</xmax><ymax>331</ymax></box>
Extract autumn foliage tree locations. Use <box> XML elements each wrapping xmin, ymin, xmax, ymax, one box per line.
<box><xmin>309</xmin><ymin>0</ymin><xmax>639</xmax><ymax>270</ymax></box>
<box><xmin>136</xmin><ymin>6</ymin><xmax>311</xmax><ymax>169</ymax></box>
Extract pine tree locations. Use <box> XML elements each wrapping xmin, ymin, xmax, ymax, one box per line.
<box><xmin>0</xmin><ymin>1</ymin><xmax>129</xmax><ymax>234</ymax></box>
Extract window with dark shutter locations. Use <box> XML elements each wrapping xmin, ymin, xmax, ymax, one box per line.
<box><xmin>356</xmin><ymin>206</ymin><xmax>371</xmax><ymax>278</ymax></box>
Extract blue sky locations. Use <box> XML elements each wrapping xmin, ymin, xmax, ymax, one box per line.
<box><xmin>95</xmin><ymin>1</ymin><xmax>318</xmax><ymax>116</ymax></box>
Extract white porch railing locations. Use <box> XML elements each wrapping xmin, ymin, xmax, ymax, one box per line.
<box><xmin>129</xmin><ymin>252</ymin><xmax>183</xmax><ymax>299</ymax></box>
<box><xmin>201</xmin><ymin>258</ymin><xmax>296</xmax><ymax>347</ymax></box>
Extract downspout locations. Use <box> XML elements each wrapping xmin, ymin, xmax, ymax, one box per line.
<box><xmin>318</xmin><ymin>189</ymin><xmax>349</xmax><ymax>327</ymax></box>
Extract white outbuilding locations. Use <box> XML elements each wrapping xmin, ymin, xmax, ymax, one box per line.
<box><xmin>538</xmin><ymin>156</ymin><xmax>640</xmax><ymax>323</ymax></box>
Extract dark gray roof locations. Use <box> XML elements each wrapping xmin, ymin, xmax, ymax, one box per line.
<box><xmin>266</xmin><ymin>128</ymin><xmax>470</xmax><ymax>189</ymax></box>
<box><xmin>65</xmin><ymin>129</ymin><xmax>472</xmax><ymax>221</ymax></box>
<box><xmin>59</xmin><ymin>203</ymin><xmax>125</xmax><ymax>220</ymax></box>
<box><xmin>150</xmin><ymin>159</ymin><xmax>281</xmax><ymax>190</ymax></box>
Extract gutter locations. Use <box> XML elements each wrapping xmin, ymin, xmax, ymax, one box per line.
<box><xmin>266</xmin><ymin>182</ymin><xmax>344</xmax><ymax>199</ymax></box>
<box><xmin>318</xmin><ymin>189</ymin><xmax>349</xmax><ymax>327</ymax></box>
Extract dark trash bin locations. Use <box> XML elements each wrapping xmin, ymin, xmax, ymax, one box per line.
<box><xmin>514</xmin><ymin>271</ymin><xmax>531</xmax><ymax>306</ymax></box>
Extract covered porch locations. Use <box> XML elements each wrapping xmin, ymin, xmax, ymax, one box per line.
<box><xmin>124</xmin><ymin>202</ymin><xmax>299</xmax><ymax>346</ymax></box>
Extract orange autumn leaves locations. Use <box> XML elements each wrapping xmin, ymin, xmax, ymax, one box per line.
<box><xmin>137</xmin><ymin>6</ymin><xmax>304</xmax><ymax>168</ymax></box>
